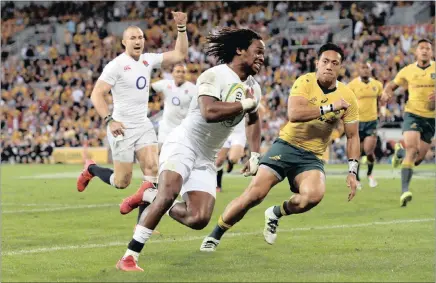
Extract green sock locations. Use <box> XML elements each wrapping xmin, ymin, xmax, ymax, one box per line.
<box><xmin>401</xmin><ymin>167</ymin><xmax>413</xmax><ymax>194</ymax></box>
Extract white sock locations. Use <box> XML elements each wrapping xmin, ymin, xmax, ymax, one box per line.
<box><xmin>133</xmin><ymin>225</ymin><xmax>153</xmax><ymax>243</ymax></box>
<box><xmin>143</xmin><ymin>175</ymin><xmax>158</xmax><ymax>184</ymax></box>
<box><xmin>123</xmin><ymin>225</ymin><xmax>153</xmax><ymax>261</ymax></box>
<box><xmin>109</xmin><ymin>174</ymin><xmax>116</xmax><ymax>188</ymax></box>
<box><xmin>142</xmin><ymin>187</ymin><xmax>158</xmax><ymax>202</ymax></box>
<box><xmin>166</xmin><ymin>200</ymin><xmax>184</xmax><ymax>216</ymax></box>
<box><xmin>123</xmin><ymin>249</ymin><xmax>140</xmax><ymax>262</ymax></box>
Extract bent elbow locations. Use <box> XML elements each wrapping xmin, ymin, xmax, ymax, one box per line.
<box><xmin>201</xmin><ymin>106</ymin><xmax>216</xmax><ymax>123</ymax></box>
<box><xmin>288</xmin><ymin>113</ymin><xmax>299</xmax><ymax>123</ymax></box>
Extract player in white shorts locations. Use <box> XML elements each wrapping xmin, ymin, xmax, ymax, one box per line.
<box><xmin>76</xmin><ymin>12</ymin><xmax>189</xmax><ymax>195</ymax></box>
<box><xmin>151</xmin><ymin>63</ymin><xmax>196</xmax><ymax>148</ymax></box>
<box><xmin>115</xmin><ymin>27</ymin><xmax>266</xmax><ymax>272</ymax></box>
<box><xmin>216</xmin><ymin>119</ymin><xmax>247</xmax><ymax>192</ymax></box>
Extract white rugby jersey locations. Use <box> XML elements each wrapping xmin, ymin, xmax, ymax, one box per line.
<box><xmin>151</xmin><ymin>79</ymin><xmax>196</xmax><ymax>130</ymax></box>
<box><xmin>99</xmin><ymin>52</ymin><xmax>163</xmax><ymax>128</ymax></box>
<box><xmin>176</xmin><ymin>64</ymin><xmax>261</xmax><ymax>160</ymax></box>
<box><xmin>232</xmin><ymin>118</ymin><xmax>246</xmax><ymax>135</ymax></box>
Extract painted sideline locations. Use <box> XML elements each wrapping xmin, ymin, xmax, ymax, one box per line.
<box><xmin>2</xmin><ymin>218</ymin><xmax>433</xmax><ymax>256</ymax></box>
<box><xmin>2</xmin><ymin>203</ymin><xmax>117</xmax><ymax>214</ymax></box>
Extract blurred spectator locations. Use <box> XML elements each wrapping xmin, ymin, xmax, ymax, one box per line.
<box><xmin>1</xmin><ymin>1</ymin><xmax>434</xmax><ymax>164</ymax></box>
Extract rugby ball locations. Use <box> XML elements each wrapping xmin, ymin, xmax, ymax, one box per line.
<box><xmin>221</xmin><ymin>83</ymin><xmax>247</xmax><ymax>127</ymax></box>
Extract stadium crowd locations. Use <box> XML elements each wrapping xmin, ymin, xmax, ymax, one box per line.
<box><xmin>1</xmin><ymin>1</ymin><xmax>435</xmax><ymax>164</ymax></box>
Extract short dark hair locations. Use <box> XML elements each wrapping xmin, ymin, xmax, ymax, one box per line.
<box><xmin>318</xmin><ymin>42</ymin><xmax>345</xmax><ymax>62</ymax></box>
<box><xmin>172</xmin><ymin>62</ymin><xmax>186</xmax><ymax>72</ymax></box>
<box><xmin>417</xmin><ymin>38</ymin><xmax>432</xmax><ymax>45</ymax></box>
<box><xmin>205</xmin><ymin>27</ymin><xmax>262</xmax><ymax>64</ymax></box>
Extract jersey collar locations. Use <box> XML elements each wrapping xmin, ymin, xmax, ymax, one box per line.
<box><xmin>359</xmin><ymin>76</ymin><xmax>372</xmax><ymax>83</ymax></box>
<box><xmin>415</xmin><ymin>60</ymin><xmax>433</xmax><ymax>70</ymax></box>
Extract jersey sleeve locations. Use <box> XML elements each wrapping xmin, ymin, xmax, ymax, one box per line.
<box><xmin>196</xmin><ymin>69</ymin><xmax>220</xmax><ymax>100</ymax></box>
<box><xmin>393</xmin><ymin>66</ymin><xmax>408</xmax><ymax>87</ymax></box>
<box><xmin>343</xmin><ymin>89</ymin><xmax>359</xmax><ymax>124</ymax></box>
<box><xmin>143</xmin><ymin>53</ymin><xmax>163</xmax><ymax>69</ymax></box>
<box><xmin>289</xmin><ymin>75</ymin><xmax>310</xmax><ymax>98</ymax></box>
<box><xmin>151</xmin><ymin>80</ymin><xmax>167</xmax><ymax>93</ymax></box>
<box><xmin>98</xmin><ymin>60</ymin><xmax>119</xmax><ymax>86</ymax></box>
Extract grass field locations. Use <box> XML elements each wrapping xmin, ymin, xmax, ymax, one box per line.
<box><xmin>1</xmin><ymin>163</ymin><xmax>435</xmax><ymax>282</ymax></box>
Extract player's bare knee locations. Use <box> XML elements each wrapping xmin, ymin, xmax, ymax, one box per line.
<box><xmin>188</xmin><ymin>213</ymin><xmax>211</xmax><ymax>230</ymax></box>
<box><xmin>216</xmin><ymin>158</ymin><xmax>225</xmax><ymax>168</ymax></box>
<box><xmin>115</xmin><ymin>174</ymin><xmax>132</xmax><ymax>189</ymax></box>
<box><xmin>308</xmin><ymin>191</ymin><xmax>324</xmax><ymax>206</ymax></box>
<box><xmin>228</xmin><ymin>156</ymin><xmax>239</xmax><ymax>164</ymax></box>
<box><xmin>154</xmin><ymin>182</ymin><xmax>178</xmax><ymax>208</ymax></box>
<box><xmin>414</xmin><ymin>158</ymin><xmax>424</xmax><ymax>166</ymax></box>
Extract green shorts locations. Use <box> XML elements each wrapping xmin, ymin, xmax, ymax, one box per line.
<box><xmin>259</xmin><ymin>138</ymin><xmax>325</xmax><ymax>193</ymax></box>
<box><xmin>403</xmin><ymin>112</ymin><xmax>435</xmax><ymax>144</ymax></box>
<box><xmin>359</xmin><ymin>120</ymin><xmax>378</xmax><ymax>142</ymax></box>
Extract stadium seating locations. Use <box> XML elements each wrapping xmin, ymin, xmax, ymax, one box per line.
<box><xmin>1</xmin><ymin>1</ymin><xmax>434</xmax><ymax>164</ymax></box>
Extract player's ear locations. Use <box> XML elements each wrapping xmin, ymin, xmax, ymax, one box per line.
<box><xmin>315</xmin><ymin>60</ymin><xmax>319</xmax><ymax>69</ymax></box>
<box><xmin>236</xmin><ymin>48</ymin><xmax>245</xmax><ymax>56</ymax></box>
<box><xmin>121</xmin><ymin>39</ymin><xmax>126</xmax><ymax>48</ymax></box>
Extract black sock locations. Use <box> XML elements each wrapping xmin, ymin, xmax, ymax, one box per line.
<box><xmin>209</xmin><ymin>225</ymin><xmax>227</xmax><ymax>240</ymax></box>
<box><xmin>356</xmin><ymin>163</ymin><xmax>361</xmax><ymax>181</ymax></box>
<box><xmin>137</xmin><ymin>203</ymin><xmax>147</xmax><ymax>223</ymax></box>
<box><xmin>127</xmin><ymin>239</ymin><xmax>144</xmax><ymax>253</ymax></box>
<box><xmin>88</xmin><ymin>164</ymin><xmax>113</xmax><ymax>185</ymax></box>
<box><xmin>367</xmin><ymin>155</ymin><xmax>375</xmax><ymax>176</ymax></box>
<box><xmin>272</xmin><ymin>201</ymin><xmax>291</xmax><ymax>219</ymax></box>
<box><xmin>401</xmin><ymin>167</ymin><xmax>413</xmax><ymax>194</ymax></box>
<box><xmin>209</xmin><ymin>216</ymin><xmax>231</xmax><ymax>240</ymax></box>
<box><xmin>217</xmin><ymin>169</ymin><xmax>223</xmax><ymax>188</ymax></box>
<box><xmin>226</xmin><ymin>158</ymin><xmax>234</xmax><ymax>173</ymax></box>
<box><xmin>367</xmin><ymin>162</ymin><xmax>374</xmax><ymax>176</ymax></box>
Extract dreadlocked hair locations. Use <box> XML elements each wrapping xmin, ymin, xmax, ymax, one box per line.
<box><xmin>205</xmin><ymin>27</ymin><xmax>262</xmax><ymax>64</ymax></box>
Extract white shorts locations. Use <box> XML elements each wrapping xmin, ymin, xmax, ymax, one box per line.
<box><xmin>107</xmin><ymin>120</ymin><xmax>157</xmax><ymax>163</ymax></box>
<box><xmin>158</xmin><ymin>124</ymin><xmax>173</xmax><ymax>145</ymax></box>
<box><xmin>223</xmin><ymin>130</ymin><xmax>247</xmax><ymax>149</ymax></box>
<box><xmin>159</xmin><ymin>139</ymin><xmax>216</xmax><ymax>199</ymax></box>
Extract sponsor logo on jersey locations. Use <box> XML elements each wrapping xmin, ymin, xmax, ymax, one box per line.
<box><xmin>124</xmin><ymin>66</ymin><xmax>131</xmax><ymax>71</ymax></box>
<box><xmin>143</xmin><ymin>60</ymin><xmax>149</xmax><ymax>67</ymax></box>
<box><xmin>309</xmin><ymin>97</ymin><xmax>317</xmax><ymax>104</ymax></box>
<box><xmin>172</xmin><ymin>97</ymin><xmax>181</xmax><ymax>106</ymax></box>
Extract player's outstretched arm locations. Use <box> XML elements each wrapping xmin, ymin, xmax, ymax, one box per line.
<box><xmin>344</xmin><ymin>121</ymin><xmax>360</xmax><ymax>201</ymax></box>
<box><xmin>241</xmin><ymin>112</ymin><xmax>261</xmax><ymax>176</ymax></box>
<box><xmin>162</xmin><ymin>11</ymin><xmax>188</xmax><ymax>68</ymax></box>
<box><xmin>245</xmin><ymin>112</ymin><xmax>261</xmax><ymax>153</ymax></box>
<box><xmin>288</xmin><ymin>96</ymin><xmax>350</xmax><ymax>123</ymax></box>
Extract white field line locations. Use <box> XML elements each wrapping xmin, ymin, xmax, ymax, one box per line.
<box><xmin>2</xmin><ymin>203</ymin><xmax>117</xmax><ymax>214</ymax></box>
<box><xmin>2</xmin><ymin>218</ymin><xmax>433</xmax><ymax>256</ymax></box>
<box><xmin>1</xmin><ymin>203</ymin><xmax>66</xmax><ymax>206</ymax></box>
